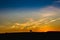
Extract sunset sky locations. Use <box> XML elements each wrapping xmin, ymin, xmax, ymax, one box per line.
<box><xmin>0</xmin><ymin>0</ymin><xmax>60</xmax><ymax>33</ymax></box>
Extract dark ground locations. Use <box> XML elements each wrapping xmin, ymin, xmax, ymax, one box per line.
<box><xmin>0</xmin><ymin>31</ymin><xmax>60</xmax><ymax>40</ymax></box>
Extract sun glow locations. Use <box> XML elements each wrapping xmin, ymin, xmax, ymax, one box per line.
<box><xmin>7</xmin><ymin>17</ymin><xmax>60</xmax><ymax>32</ymax></box>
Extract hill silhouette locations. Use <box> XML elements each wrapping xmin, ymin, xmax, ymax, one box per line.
<box><xmin>0</xmin><ymin>31</ymin><xmax>60</xmax><ymax>40</ymax></box>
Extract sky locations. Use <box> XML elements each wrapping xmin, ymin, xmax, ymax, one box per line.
<box><xmin>0</xmin><ymin>0</ymin><xmax>54</xmax><ymax>8</ymax></box>
<box><xmin>0</xmin><ymin>0</ymin><xmax>60</xmax><ymax>33</ymax></box>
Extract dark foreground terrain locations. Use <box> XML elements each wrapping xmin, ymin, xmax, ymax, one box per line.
<box><xmin>0</xmin><ymin>31</ymin><xmax>60</xmax><ymax>40</ymax></box>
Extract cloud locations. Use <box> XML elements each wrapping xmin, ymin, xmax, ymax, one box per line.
<box><xmin>0</xmin><ymin>6</ymin><xmax>60</xmax><ymax>33</ymax></box>
<box><xmin>34</xmin><ymin>6</ymin><xmax>60</xmax><ymax>19</ymax></box>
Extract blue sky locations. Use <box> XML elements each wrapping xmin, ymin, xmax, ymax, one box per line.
<box><xmin>0</xmin><ymin>0</ymin><xmax>54</xmax><ymax>9</ymax></box>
